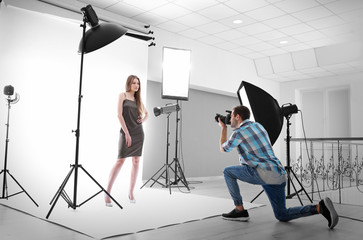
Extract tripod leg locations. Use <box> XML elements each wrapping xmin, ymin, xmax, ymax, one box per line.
<box><xmin>250</xmin><ymin>189</ymin><xmax>264</xmax><ymax>203</ymax></box>
<box><xmin>79</xmin><ymin>166</ymin><xmax>123</xmax><ymax>209</ymax></box>
<box><xmin>49</xmin><ymin>167</ymin><xmax>75</xmax><ymax>205</ymax></box>
<box><xmin>0</xmin><ymin>170</ymin><xmax>7</xmax><ymax>199</ymax></box>
<box><xmin>46</xmin><ymin>166</ymin><xmax>75</xmax><ymax>219</ymax></box>
<box><xmin>289</xmin><ymin>169</ymin><xmax>313</xmax><ymax>203</ymax></box>
<box><xmin>150</xmin><ymin>169</ymin><xmax>167</xmax><ymax>188</ymax></box>
<box><xmin>286</xmin><ymin>171</ymin><xmax>303</xmax><ymax>205</ymax></box>
<box><xmin>142</xmin><ymin>165</ymin><xmax>164</xmax><ymax>189</ymax></box>
<box><xmin>166</xmin><ymin>163</ymin><xmax>171</xmax><ymax>194</ymax></box>
<box><xmin>140</xmin><ymin>164</ymin><xmax>168</xmax><ymax>189</ymax></box>
<box><xmin>175</xmin><ymin>160</ymin><xmax>190</xmax><ymax>191</ymax></box>
<box><xmin>167</xmin><ymin>159</ymin><xmax>189</xmax><ymax>191</ymax></box>
<box><xmin>6</xmin><ymin>170</ymin><xmax>38</xmax><ymax>207</ymax></box>
<box><xmin>78</xmin><ymin>190</ymin><xmax>102</xmax><ymax>207</ymax></box>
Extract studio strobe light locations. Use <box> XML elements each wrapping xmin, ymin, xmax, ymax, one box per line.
<box><xmin>0</xmin><ymin>85</ymin><xmax>38</xmax><ymax>206</ymax></box>
<box><xmin>141</xmin><ymin>47</ymin><xmax>191</xmax><ymax>193</ymax></box>
<box><xmin>153</xmin><ymin>103</ymin><xmax>180</xmax><ymax>117</ymax></box>
<box><xmin>4</xmin><ymin>85</ymin><xmax>14</xmax><ymax>96</ymax></box>
<box><xmin>237</xmin><ymin>81</ymin><xmax>312</xmax><ymax>205</ymax></box>
<box><xmin>46</xmin><ymin>5</ymin><xmax>127</xmax><ymax>219</ymax></box>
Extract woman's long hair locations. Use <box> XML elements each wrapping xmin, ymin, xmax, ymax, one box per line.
<box><xmin>125</xmin><ymin>75</ymin><xmax>143</xmax><ymax>117</ymax></box>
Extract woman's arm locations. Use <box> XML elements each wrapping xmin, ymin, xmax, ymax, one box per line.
<box><xmin>138</xmin><ymin>103</ymin><xmax>148</xmax><ymax>124</ymax></box>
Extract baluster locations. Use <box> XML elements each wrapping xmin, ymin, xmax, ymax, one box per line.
<box><xmin>310</xmin><ymin>141</ymin><xmax>314</xmax><ymax>200</ymax></box>
<box><xmin>322</xmin><ymin>141</ymin><xmax>326</xmax><ymax>192</ymax></box>
<box><xmin>338</xmin><ymin>140</ymin><xmax>342</xmax><ymax>204</ymax></box>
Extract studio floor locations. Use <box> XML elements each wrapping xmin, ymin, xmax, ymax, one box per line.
<box><xmin>1</xmin><ymin>176</ymin><xmax>362</xmax><ymax>240</ymax></box>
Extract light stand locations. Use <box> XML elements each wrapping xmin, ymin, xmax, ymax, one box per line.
<box><xmin>140</xmin><ymin>112</ymin><xmax>173</xmax><ymax>193</ymax></box>
<box><xmin>237</xmin><ymin>81</ymin><xmax>312</xmax><ymax>205</ymax></box>
<box><xmin>46</xmin><ymin>5</ymin><xmax>126</xmax><ymax>219</ymax></box>
<box><xmin>169</xmin><ymin>100</ymin><xmax>189</xmax><ymax>191</ymax></box>
<box><xmin>141</xmin><ymin>101</ymin><xmax>189</xmax><ymax>193</ymax></box>
<box><xmin>0</xmin><ymin>93</ymin><xmax>38</xmax><ymax>206</ymax></box>
<box><xmin>283</xmin><ymin>114</ymin><xmax>312</xmax><ymax>204</ymax></box>
<box><xmin>250</xmin><ymin>111</ymin><xmax>313</xmax><ymax>205</ymax></box>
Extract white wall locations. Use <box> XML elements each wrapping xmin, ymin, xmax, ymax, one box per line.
<box><xmin>143</xmin><ymin>81</ymin><xmax>240</xmax><ymax>179</ymax></box>
<box><xmin>147</xmin><ymin>27</ymin><xmax>280</xmax><ymax>96</ymax></box>
<box><xmin>0</xmin><ymin>5</ymin><xmax>148</xmax><ymax>206</ymax></box>
<box><xmin>146</xmin><ymin>27</ymin><xmax>284</xmax><ymax>165</ymax></box>
<box><xmin>281</xmin><ymin>73</ymin><xmax>363</xmax><ymax>138</ymax></box>
<box><xmin>280</xmin><ymin>73</ymin><xmax>363</xmax><ymax>165</ymax></box>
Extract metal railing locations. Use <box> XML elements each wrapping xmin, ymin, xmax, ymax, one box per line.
<box><xmin>288</xmin><ymin>137</ymin><xmax>363</xmax><ymax>205</ymax></box>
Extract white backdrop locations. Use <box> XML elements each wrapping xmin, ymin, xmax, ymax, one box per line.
<box><xmin>0</xmin><ymin>6</ymin><xmax>148</xmax><ymax>208</ymax></box>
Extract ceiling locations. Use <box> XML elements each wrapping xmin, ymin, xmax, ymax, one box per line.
<box><xmin>16</xmin><ymin>0</ymin><xmax>363</xmax><ymax>82</ymax></box>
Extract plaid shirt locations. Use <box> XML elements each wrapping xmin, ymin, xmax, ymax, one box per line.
<box><xmin>222</xmin><ymin>119</ymin><xmax>286</xmax><ymax>175</ymax></box>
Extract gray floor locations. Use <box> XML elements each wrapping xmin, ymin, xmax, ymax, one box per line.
<box><xmin>1</xmin><ymin>176</ymin><xmax>362</xmax><ymax>240</ymax></box>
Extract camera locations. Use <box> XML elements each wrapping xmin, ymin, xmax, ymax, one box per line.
<box><xmin>215</xmin><ymin>110</ymin><xmax>232</xmax><ymax>125</ymax></box>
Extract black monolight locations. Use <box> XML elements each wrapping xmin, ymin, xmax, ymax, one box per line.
<box><xmin>141</xmin><ymin>47</ymin><xmax>191</xmax><ymax>194</ymax></box>
<box><xmin>46</xmin><ymin>5</ymin><xmax>127</xmax><ymax>219</ymax></box>
<box><xmin>237</xmin><ymin>81</ymin><xmax>312</xmax><ymax>205</ymax></box>
<box><xmin>141</xmin><ymin>102</ymin><xmax>189</xmax><ymax>194</ymax></box>
<box><xmin>1</xmin><ymin>86</ymin><xmax>38</xmax><ymax>206</ymax></box>
<box><xmin>78</xmin><ymin>5</ymin><xmax>127</xmax><ymax>54</ymax></box>
<box><xmin>153</xmin><ymin>103</ymin><xmax>180</xmax><ymax>117</ymax></box>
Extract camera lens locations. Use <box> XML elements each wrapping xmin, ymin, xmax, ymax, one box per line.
<box><xmin>215</xmin><ymin>114</ymin><xmax>221</xmax><ymax>123</ymax></box>
<box><xmin>215</xmin><ymin>113</ymin><xmax>230</xmax><ymax>125</ymax></box>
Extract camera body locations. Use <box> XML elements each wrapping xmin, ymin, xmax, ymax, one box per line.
<box><xmin>215</xmin><ymin>110</ymin><xmax>232</xmax><ymax>125</ymax></box>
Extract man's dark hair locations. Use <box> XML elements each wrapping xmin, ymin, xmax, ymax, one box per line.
<box><xmin>233</xmin><ymin>105</ymin><xmax>250</xmax><ymax>121</ymax></box>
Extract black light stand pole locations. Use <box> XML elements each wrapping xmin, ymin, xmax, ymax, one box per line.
<box><xmin>284</xmin><ymin>115</ymin><xmax>313</xmax><ymax>204</ymax></box>
<box><xmin>1</xmin><ymin>97</ymin><xmax>12</xmax><ymax>199</ymax></box>
<box><xmin>0</xmin><ymin>97</ymin><xmax>38</xmax><ymax>206</ymax></box>
<box><xmin>140</xmin><ymin>113</ymin><xmax>172</xmax><ymax>193</ymax></box>
<box><xmin>285</xmin><ymin>115</ymin><xmax>292</xmax><ymax>196</ymax></box>
<box><xmin>251</xmin><ymin>115</ymin><xmax>312</xmax><ymax>205</ymax></box>
<box><xmin>141</xmin><ymin>101</ymin><xmax>189</xmax><ymax>193</ymax></box>
<box><xmin>46</xmin><ymin>18</ymin><xmax>122</xmax><ymax>219</ymax></box>
<box><xmin>166</xmin><ymin>114</ymin><xmax>171</xmax><ymax>191</ymax></box>
<box><xmin>169</xmin><ymin>100</ymin><xmax>189</xmax><ymax>190</ymax></box>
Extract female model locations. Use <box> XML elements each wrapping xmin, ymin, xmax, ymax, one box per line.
<box><xmin>105</xmin><ymin>75</ymin><xmax>148</xmax><ymax>206</ymax></box>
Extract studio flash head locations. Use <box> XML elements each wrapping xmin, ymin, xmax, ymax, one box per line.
<box><xmin>4</xmin><ymin>85</ymin><xmax>14</xmax><ymax>96</ymax></box>
<box><xmin>215</xmin><ymin>110</ymin><xmax>232</xmax><ymax>125</ymax></box>
<box><xmin>3</xmin><ymin>85</ymin><xmax>20</xmax><ymax>104</ymax></box>
<box><xmin>154</xmin><ymin>103</ymin><xmax>180</xmax><ymax>117</ymax></box>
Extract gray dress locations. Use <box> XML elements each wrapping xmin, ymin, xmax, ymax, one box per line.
<box><xmin>118</xmin><ymin>99</ymin><xmax>144</xmax><ymax>158</ymax></box>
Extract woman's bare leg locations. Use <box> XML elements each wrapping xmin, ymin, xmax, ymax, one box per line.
<box><xmin>105</xmin><ymin>158</ymin><xmax>126</xmax><ymax>203</ymax></box>
<box><xmin>129</xmin><ymin>156</ymin><xmax>140</xmax><ymax>201</ymax></box>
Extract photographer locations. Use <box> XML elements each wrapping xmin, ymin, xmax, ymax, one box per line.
<box><xmin>218</xmin><ymin>105</ymin><xmax>338</xmax><ymax>229</ymax></box>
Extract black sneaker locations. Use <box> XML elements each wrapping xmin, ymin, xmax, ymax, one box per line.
<box><xmin>319</xmin><ymin>197</ymin><xmax>339</xmax><ymax>229</ymax></box>
<box><xmin>222</xmin><ymin>208</ymin><xmax>249</xmax><ymax>222</ymax></box>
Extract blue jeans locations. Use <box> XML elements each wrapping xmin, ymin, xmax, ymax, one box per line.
<box><xmin>223</xmin><ymin>165</ymin><xmax>318</xmax><ymax>222</ymax></box>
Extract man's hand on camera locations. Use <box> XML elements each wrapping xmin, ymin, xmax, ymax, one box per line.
<box><xmin>219</xmin><ymin>117</ymin><xmax>227</xmax><ymax>152</ymax></box>
<box><xmin>218</xmin><ymin>117</ymin><xmax>227</xmax><ymax>128</ymax></box>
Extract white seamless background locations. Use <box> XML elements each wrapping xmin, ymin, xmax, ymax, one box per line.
<box><xmin>0</xmin><ymin>5</ymin><xmax>148</xmax><ymax>208</ymax></box>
